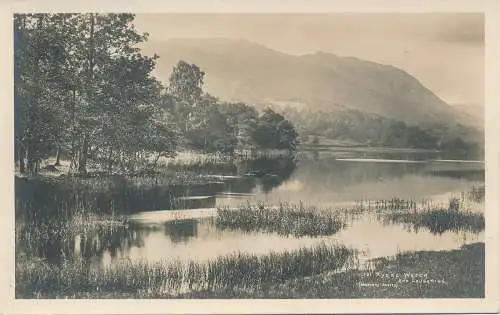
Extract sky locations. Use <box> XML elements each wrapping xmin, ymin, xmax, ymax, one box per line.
<box><xmin>133</xmin><ymin>13</ymin><xmax>484</xmax><ymax>106</ymax></box>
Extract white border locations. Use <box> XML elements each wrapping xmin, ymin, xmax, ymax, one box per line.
<box><xmin>1</xmin><ymin>1</ymin><xmax>499</xmax><ymax>314</ymax></box>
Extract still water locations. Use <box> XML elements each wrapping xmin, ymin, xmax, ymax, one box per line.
<box><xmin>21</xmin><ymin>151</ymin><xmax>486</xmax><ymax>267</ymax></box>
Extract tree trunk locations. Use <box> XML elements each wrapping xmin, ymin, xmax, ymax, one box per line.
<box><xmin>18</xmin><ymin>145</ymin><xmax>25</xmax><ymax>174</ymax></box>
<box><xmin>77</xmin><ymin>13</ymin><xmax>96</xmax><ymax>175</ymax></box>
<box><xmin>68</xmin><ymin>89</ymin><xmax>77</xmax><ymax>174</ymax></box>
<box><xmin>55</xmin><ymin>145</ymin><xmax>61</xmax><ymax>166</ymax></box>
<box><xmin>153</xmin><ymin>153</ymin><xmax>161</xmax><ymax>168</ymax></box>
<box><xmin>25</xmin><ymin>15</ymin><xmax>44</xmax><ymax>176</ymax></box>
<box><xmin>26</xmin><ymin>145</ymin><xmax>35</xmax><ymax>175</ymax></box>
<box><xmin>107</xmin><ymin>148</ymin><xmax>113</xmax><ymax>174</ymax></box>
<box><xmin>78</xmin><ymin>137</ymin><xmax>88</xmax><ymax>174</ymax></box>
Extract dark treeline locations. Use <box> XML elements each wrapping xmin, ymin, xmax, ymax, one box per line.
<box><xmin>279</xmin><ymin>106</ymin><xmax>483</xmax><ymax>160</ymax></box>
<box><xmin>14</xmin><ymin>13</ymin><xmax>298</xmax><ymax>176</ymax></box>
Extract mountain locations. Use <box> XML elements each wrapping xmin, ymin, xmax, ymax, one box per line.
<box><xmin>141</xmin><ymin>38</ymin><xmax>479</xmax><ymax>129</ymax></box>
<box><xmin>452</xmin><ymin>103</ymin><xmax>484</xmax><ymax>128</ymax></box>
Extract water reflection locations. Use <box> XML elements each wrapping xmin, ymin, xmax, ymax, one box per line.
<box><xmin>240</xmin><ymin>157</ymin><xmax>297</xmax><ymax>193</ymax></box>
<box><xmin>18</xmin><ymin>222</ymin><xmax>145</xmax><ymax>266</ymax></box>
<box><xmin>164</xmin><ymin>219</ymin><xmax>198</xmax><ymax>243</ymax></box>
<box><xmin>17</xmin><ymin>210</ymin><xmax>484</xmax><ymax>268</ymax></box>
<box><xmin>16</xmin><ymin>152</ymin><xmax>485</xmax><ymax>268</ymax></box>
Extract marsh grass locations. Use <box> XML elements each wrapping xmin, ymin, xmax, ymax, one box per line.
<box><xmin>234</xmin><ymin>149</ymin><xmax>294</xmax><ymax>160</ymax></box>
<box><xmin>16</xmin><ymin>205</ymin><xmax>128</xmax><ymax>258</ymax></box>
<box><xmin>382</xmin><ymin>208</ymin><xmax>484</xmax><ymax>234</ymax></box>
<box><xmin>353</xmin><ymin>185</ymin><xmax>485</xmax><ymax>215</ymax></box>
<box><xmin>16</xmin><ymin>242</ymin><xmax>357</xmax><ymax>298</ymax></box>
<box><xmin>157</xmin><ymin>151</ymin><xmax>234</xmax><ymax>167</ymax></box>
<box><xmin>216</xmin><ymin>202</ymin><xmax>345</xmax><ymax>237</ymax></box>
<box><xmin>232</xmin><ymin>242</ymin><xmax>485</xmax><ymax>299</ymax></box>
<box><xmin>15</xmin><ymin>172</ymin><xmax>219</xmax><ymax>219</ymax></box>
<box><xmin>461</xmin><ymin>185</ymin><xmax>485</xmax><ymax>203</ymax></box>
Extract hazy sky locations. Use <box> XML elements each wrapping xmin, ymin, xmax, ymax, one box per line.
<box><xmin>134</xmin><ymin>13</ymin><xmax>484</xmax><ymax>106</ymax></box>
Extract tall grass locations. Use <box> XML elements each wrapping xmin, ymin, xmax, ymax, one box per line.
<box><xmin>16</xmin><ymin>205</ymin><xmax>128</xmax><ymax>261</ymax></box>
<box><xmin>234</xmin><ymin>149</ymin><xmax>294</xmax><ymax>160</ymax></box>
<box><xmin>216</xmin><ymin>202</ymin><xmax>345</xmax><ymax>237</ymax></box>
<box><xmin>461</xmin><ymin>185</ymin><xmax>485</xmax><ymax>203</ymax></box>
<box><xmin>156</xmin><ymin>151</ymin><xmax>234</xmax><ymax>169</ymax></box>
<box><xmin>15</xmin><ymin>174</ymin><xmax>219</xmax><ymax>219</ymax></box>
<box><xmin>382</xmin><ymin>209</ymin><xmax>484</xmax><ymax>234</ymax></box>
<box><xmin>353</xmin><ymin>186</ymin><xmax>485</xmax><ymax>215</ymax></box>
<box><xmin>16</xmin><ymin>242</ymin><xmax>357</xmax><ymax>298</ymax></box>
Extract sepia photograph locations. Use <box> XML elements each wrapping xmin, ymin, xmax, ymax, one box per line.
<box><xmin>2</xmin><ymin>0</ymin><xmax>500</xmax><ymax>314</ymax></box>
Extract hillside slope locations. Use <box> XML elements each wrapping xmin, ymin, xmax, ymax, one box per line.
<box><xmin>142</xmin><ymin>38</ymin><xmax>479</xmax><ymax>130</ymax></box>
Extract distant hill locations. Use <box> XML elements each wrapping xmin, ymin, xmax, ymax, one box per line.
<box><xmin>142</xmin><ymin>38</ymin><xmax>480</xmax><ymax>133</ymax></box>
<box><xmin>452</xmin><ymin>103</ymin><xmax>484</xmax><ymax>128</ymax></box>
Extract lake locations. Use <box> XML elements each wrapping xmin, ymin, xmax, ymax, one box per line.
<box><xmin>17</xmin><ymin>149</ymin><xmax>485</xmax><ymax>269</ymax></box>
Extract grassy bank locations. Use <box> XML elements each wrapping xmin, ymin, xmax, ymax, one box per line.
<box><xmin>171</xmin><ymin>243</ymin><xmax>484</xmax><ymax>299</ymax></box>
<box><xmin>216</xmin><ymin>203</ymin><xmax>345</xmax><ymax>237</ymax></box>
<box><xmin>16</xmin><ymin>243</ymin><xmax>356</xmax><ymax>298</ymax></box>
<box><xmin>18</xmin><ymin>242</ymin><xmax>483</xmax><ymax>299</ymax></box>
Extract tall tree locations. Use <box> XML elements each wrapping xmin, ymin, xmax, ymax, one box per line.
<box><xmin>14</xmin><ymin>13</ymin><xmax>176</xmax><ymax>175</ymax></box>
<box><xmin>168</xmin><ymin>60</ymin><xmax>205</xmax><ymax>105</ymax></box>
<box><xmin>168</xmin><ymin>61</ymin><xmax>205</xmax><ymax>134</ymax></box>
<box><xmin>14</xmin><ymin>14</ymin><xmax>72</xmax><ymax>175</ymax></box>
<box><xmin>185</xmin><ymin>95</ymin><xmax>237</xmax><ymax>154</ymax></box>
<box><xmin>252</xmin><ymin>108</ymin><xmax>298</xmax><ymax>151</ymax></box>
<box><xmin>65</xmin><ymin>14</ymin><xmax>153</xmax><ymax>173</ymax></box>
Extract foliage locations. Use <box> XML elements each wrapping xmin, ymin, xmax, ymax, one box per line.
<box><xmin>280</xmin><ymin>106</ymin><xmax>438</xmax><ymax>149</ymax></box>
<box><xmin>184</xmin><ymin>95</ymin><xmax>238</xmax><ymax>154</ymax></box>
<box><xmin>14</xmin><ymin>14</ymin><xmax>299</xmax><ymax>177</ymax></box>
<box><xmin>14</xmin><ymin>13</ymin><xmax>179</xmax><ymax>175</ymax></box>
<box><xmin>278</xmin><ymin>105</ymin><xmax>481</xmax><ymax>159</ymax></box>
<box><xmin>166</xmin><ymin>62</ymin><xmax>298</xmax><ymax>154</ymax></box>
<box><xmin>168</xmin><ymin>60</ymin><xmax>205</xmax><ymax>105</ymax></box>
<box><xmin>251</xmin><ymin>108</ymin><xmax>299</xmax><ymax>151</ymax></box>
<box><xmin>439</xmin><ymin>137</ymin><xmax>482</xmax><ymax>160</ymax></box>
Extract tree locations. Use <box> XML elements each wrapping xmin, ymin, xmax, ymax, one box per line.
<box><xmin>65</xmin><ymin>13</ymin><xmax>158</xmax><ymax>174</ymax></box>
<box><xmin>252</xmin><ymin>108</ymin><xmax>298</xmax><ymax>151</ymax></box>
<box><xmin>14</xmin><ymin>14</ymin><xmax>73</xmax><ymax>175</ymax></box>
<box><xmin>168</xmin><ymin>61</ymin><xmax>205</xmax><ymax>105</ymax></box>
<box><xmin>219</xmin><ymin>102</ymin><xmax>259</xmax><ymax>150</ymax></box>
<box><xmin>185</xmin><ymin>95</ymin><xmax>237</xmax><ymax>154</ymax></box>
<box><xmin>439</xmin><ymin>137</ymin><xmax>476</xmax><ymax>160</ymax></box>
<box><xmin>14</xmin><ymin>13</ymin><xmax>177</xmax><ymax>175</ymax></box>
<box><xmin>168</xmin><ymin>61</ymin><xmax>205</xmax><ymax>134</ymax></box>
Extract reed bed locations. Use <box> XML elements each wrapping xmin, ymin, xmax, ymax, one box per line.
<box><xmin>157</xmin><ymin>151</ymin><xmax>234</xmax><ymax>168</ymax></box>
<box><xmin>461</xmin><ymin>185</ymin><xmax>485</xmax><ymax>203</ymax></box>
<box><xmin>16</xmin><ymin>206</ymin><xmax>128</xmax><ymax>257</ymax></box>
<box><xmin>353</xmin><ymin>186</ymin><xmax>485</xmax><ymax>215</ymax></box>
<box><xmin>382</xmin><ymin>208</ymin><xmax>484</xmax><ymax>234</ymax></box>
<box><xmin>216</xmin><ymin>202</ymin><xmax>345</xmax><ymax>237</ymax></box>
<box><xmin>15</xmin><ymin>173</ymin><xmax>215</xmax><ymax>219</ymax></box>
<box><xmin>234</xmin><ymin>149</ymin><xmax>294</xmax><ymax>160</ymax></box>
<box><xmin>239</xmin><ymin>242</ymin><xmax>485</xmax><ymax>299</ymax></box>
<box><xmin>16</xmin><ymin>242</ymin><xmax>357</xmax><ymax>298</ymax></box>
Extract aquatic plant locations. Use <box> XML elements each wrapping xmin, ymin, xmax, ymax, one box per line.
<box><xmin>382</xmin><ymin>208</ymin><xmax>484</xmax><ymax>234</ymax></box>
<box><xmin>461</xmin><ymin>185</ymin><xmax>485</xmax><ymax>203</ymax></box>
<box><xmin>15</xmin><ymin>173</ymin><xmax>219</xmax><ymax>220</ymax></box>
<box><xmin>16</xmin><ymin>242</ymin><xmax>356</xmax><ymax>298</ymax></box>
<box><xmin>216</xmin><ymin>202</ymin><xmax>345</xmax><ymax>237</ymax></box>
